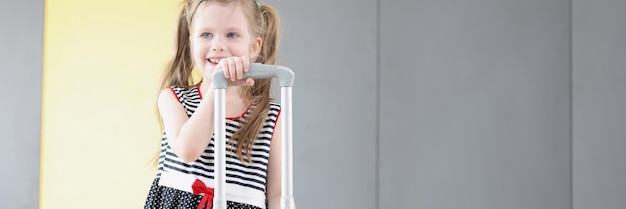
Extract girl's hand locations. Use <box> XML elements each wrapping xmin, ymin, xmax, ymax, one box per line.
<box><xmin>216</xmin><ymin>56</ymin><xmax>255</xmax><ymax>86</ymax></box>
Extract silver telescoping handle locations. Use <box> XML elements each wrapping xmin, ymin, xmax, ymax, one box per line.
<box><xmin>211</xmin><ymin>63</ymin><xmax>294</xmax><ymax>89</ymax></box>
<box><xmin>211</xmin><ymin>63</ymin><xmax>295</xmax><ymax>209</ymax></box>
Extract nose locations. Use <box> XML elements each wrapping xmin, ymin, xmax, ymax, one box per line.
<box><xmin>211</xmin><ymin>37</ymin><xmax>225</xmax><ymax>52</ymax></box>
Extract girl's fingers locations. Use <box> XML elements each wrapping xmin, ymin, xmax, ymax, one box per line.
<box><xmin>242</xmin><ymin>56</ymin><xmax>249</xmax><ymax>73</ymax></box>
<box><xmin>229</xmin><ymin>78</ymin><xmax>254</xmax><ymax>87</ymax></box>
<box><xmin>234</xmin><ymin>57</ymin><xmax>243</xmax><ymax>80</ymax></box>
<box><xmin>227</xmin><ymin>58</ymin><xmax>237</xmax><ymax>81</ymax></box>
<box><xmin>220</xmin><ymin>57</ymin><xmax>252</xmax><ymax>85</ymax></box>
<box><xmin>219</xmin><ymin>60</ymin><xmax>228</xmax><ymax>78</ymax></box>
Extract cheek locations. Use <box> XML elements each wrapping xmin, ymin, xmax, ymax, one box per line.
<box><xmin>233</xmin><ymin>42</ymin><xmax>252</xmax><ymax>56</ymax></box>
<box><xmin>193</xmin><ymin>41</ymin><xmax>207</xmax><ymax>56</ymax></box>
<box><xmin>191</xmin><ymin>41</ymin><xmax>212</xmax><ymax>73</ymax></box>
<box><xmin>191</xmin><ymin>41</ymin><xmax>206</xmax><ymax>59</ymax></box>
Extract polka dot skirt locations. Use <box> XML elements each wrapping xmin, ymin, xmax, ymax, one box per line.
<box><xmin>144</xmin><ymin>178</ymin><xmax>263</xmax><ymax>209</ymax></box>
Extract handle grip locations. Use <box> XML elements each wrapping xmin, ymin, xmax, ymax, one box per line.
<box><xmin>211</xmin><ymin>63</ymin><xmax>295</xmax><ymax>89</ymax></box>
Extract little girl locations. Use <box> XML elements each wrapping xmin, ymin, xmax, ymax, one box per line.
<box><xmin>144</xmin><ymin>0</ymin><xmax>286</xmax><ymax>208</ymax></box>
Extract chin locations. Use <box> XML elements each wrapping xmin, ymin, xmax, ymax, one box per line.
<box><xmin>201</xmin><ymin>64</ymin><xmax>215</xmax><ymax>75</ymax></box>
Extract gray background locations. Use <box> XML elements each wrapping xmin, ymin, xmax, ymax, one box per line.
<box><xmin>0</xmin><ymin>0</ymin><xmax>44</xmax><ymax>208</ymax></box>
<box><xmin>573</xmin><ymin>0</ymin><xmax>626</xmax><ymax>209</ymax></box>
<box><xmin>379</xmin><ymin>0</ymin><xmax>572</xmax><ymax>208</ymax></box>
<box><xmin>1</xmin><ymin>0</ymin><xmax>624</xmax><ymax>208</ymax></box>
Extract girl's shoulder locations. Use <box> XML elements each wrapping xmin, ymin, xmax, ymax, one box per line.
<box><xmin>170</xmin><ymin>85</ymin><xmax>201</xmax><ymax>94</ymax></box>
<box><xmin>163</xmin><ymin>85</ymin><xmax>202</xmax><ymax>104</ymax></box>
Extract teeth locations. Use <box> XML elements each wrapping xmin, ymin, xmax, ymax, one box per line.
<box><xmin>209</xmin><ymin>58</ymin><xmax>220</xmax><ymax>64</ymax></box>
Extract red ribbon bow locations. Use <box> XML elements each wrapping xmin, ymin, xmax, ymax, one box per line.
<box><xmin>192</xmin><ymin>179</ymin><xmax>215</xmax><ymax>209</ymax></box>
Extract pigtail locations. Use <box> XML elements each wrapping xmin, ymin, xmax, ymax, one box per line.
<box><xmin>255</xmin><ymin>4</ymin><xmax>281</xmax><ymax>65</ymax></box>
<box><xmin>233</xmin><ymin>2</ymin><xmax>283</xmax><ymax>163</ymax></box>
<box><xmin>160</xmin><ymin>1</ymin><xmax>196</xmax><ymax>90</ymax></box>
<box><xmin>152</xmin><ymin>1</ymin><xmax>199</xmax><ymax>167</ymax></box>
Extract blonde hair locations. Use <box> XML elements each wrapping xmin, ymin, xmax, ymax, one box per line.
<box><xmin>154</xmin><ymin>0</ymin><xmax>281</xmax><ymax>164</ymax></box>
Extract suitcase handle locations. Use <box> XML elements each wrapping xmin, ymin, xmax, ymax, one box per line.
<box><xmin>211</xmin><ymin>63</ymin><xmax>295</xmax><ymax>89</ymax></box>
<box><xmin>211</xmin><ymin>63</ymin><xmax>296</xmax><ymax>209</ymax></box>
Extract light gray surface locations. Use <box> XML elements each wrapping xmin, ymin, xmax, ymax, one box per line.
<box><xmin>0</xmin><ymin>0</ymin><xmax>44</xmax><ymax>208</ymax></box>
<box><xmin>573</xmin><ymin>1</ymin><xmax>626</xmax><ymax>209</ymax></box>
<box><xmin>266</xmin><ymin>0</ymin><xmax>379</xmax><ymax>208</ymax></box>
<box><xmin>379</xmin><ymin>1</ymin><xmax>571</xmax><ymax>208</ymax></box>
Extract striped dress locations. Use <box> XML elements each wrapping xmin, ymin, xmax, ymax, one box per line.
<box><xmin>144</xmin><ymin>86</ymin><xmax>281</xmax><ymax>209</ymax></box>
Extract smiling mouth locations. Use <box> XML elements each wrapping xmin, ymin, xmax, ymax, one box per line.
<box><xmin>208</xmin><ymin>58</ymin><xmax>223</xmax><ymax>64</ymax></box>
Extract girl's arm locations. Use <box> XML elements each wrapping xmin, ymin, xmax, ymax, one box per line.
<box><xmin>159</xmin><ymin>57</ymin><xmax>251</xmax><ymax>163</ymax></box>
<box><xmin>157</xmin><ymin>87</ymin><xmax>215</xmax><ymax>162</ymax></box>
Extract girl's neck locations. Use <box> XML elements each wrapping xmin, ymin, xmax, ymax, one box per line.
<box><xmin>199</xmin><ymin>80</ymin><xmax>250</xmax><ymax>118</ymax></box>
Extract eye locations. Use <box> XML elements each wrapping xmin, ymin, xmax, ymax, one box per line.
<box><xmin>201</xmin><ymin>32</ymin><xmax>213</xmax><ymax>39</ymax></box>
<box><xmin>227</xmin><ymin>32</ymin><xmax>239</xmax><ymax>39</ymax></box>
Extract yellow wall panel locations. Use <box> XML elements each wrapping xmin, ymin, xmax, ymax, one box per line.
<box><xmin>42</xmin><ymin>0</ymin><xmax>182</xmax><ymax>208</ymax></box>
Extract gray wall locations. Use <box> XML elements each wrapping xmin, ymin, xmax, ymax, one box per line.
<box><xmin>380</xmin><ymin>0</ymin><xmax>571</xmax><ymax>208</ymax></box>
<box><xmin>269</xmin><ymin>0</ymin><xmax>379</xmax><ymax>208</ymax></box>
<box><xmin>0</xmin><ymin>0</ymin><xmax>44</xmax><ymax>208</ymax></box>
<box><xmin>268</xmin><ymin>0</ymin><xmax>624</xmax><ymax>209</ymax></box>
<box><xmin>573</xmin><ymin>1</ymin><xmax>626</xmax><ymax>209</ymax></box>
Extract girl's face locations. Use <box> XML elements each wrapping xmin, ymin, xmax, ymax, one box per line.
<box><xmin>191</xmin><ymin>2</ymin><xmax>261</xmax><ymax>77</ymax></box>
